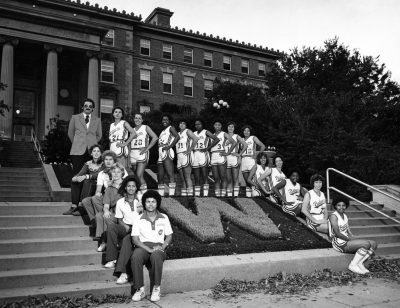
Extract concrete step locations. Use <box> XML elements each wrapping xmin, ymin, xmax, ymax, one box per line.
<box><xmin>0</xmin><ymin>265</ymin><xmax>113</xmax><ymax>289</ymax></box>
<box><xmin>351</xmin><ymin>203</ymin><xmax>385</xmax><ymax>211</ymax></box>
<box><xmin>0</xmin><ymin>182</ymin><xmax>47</xmax><ymax>188</ymax></box>
<box><xmin>0</xmin><ymin>237</ymin><xmax>95</xmax><ymax>254</ymax></box>
<box><xmin>0</xmin><ymin>191</ymin><xmax>51</xmax><ymax>198</ymax></box>
<box><xmin>0</xmin><ymin>186</ymin><xmax>49</xmax><ymax>192</ymax></box>
<box><xmin>0</xmin><ymin>196</ymin><xmax>52</xmax><ymax>202</ymax></box>
<box><xmin>0</xmin><ymin>168</ymin><xmax>43</xmax><ymax>174</ymax></box>
<box><xmin>0</xmin><ymin>179</ymin><xmax>47</xmax><ymax>185</ymax></box>
<box><xmin>0</xmin><ymin>225</ymin><xmax>89</xmax><ymax>240</ymax></box>
<box><xmin>0</xmin><ymin>174</ymin><xmax>45</xmax><ymax>180</ymax></box>
<box><xmin>349</xmin><ymin>217</ymin><xmax>400</xmax><ymax>226</ymax></box>
<box><xmin>0</xmin><ymin>250</ymin><xmax>103</xmax><ymax>271</ymax></box>
<box><xmin>0</xmin><ymin>215</ymin><xmax>82</xmax><ymax>227</ymax></box>
<box><xmin>343</xmin><ymin>210</ymin><xmax>396</xmax><ymax>218</ymax></box>
<box><xmin>376</xmin><ymin>243</ymin><xmax>400</xmax><ymax>256</ymax></box>
<box><xmin>0</xmin><ymin>202</ymin><xmax>71</xmax><ymax>215</ymax></box>
<box><xmin>351</xmin><ymin>224</ymin><xmax>400</xmax><ymax>236</ymax></box>
<box><xmin>354</xmin><ymin>233</ymin><xmax>400</xmax><ymax>244</ymax></box>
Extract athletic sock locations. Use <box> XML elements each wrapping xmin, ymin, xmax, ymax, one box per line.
<box><xmin>227</xmin><ymin>188</ymin><xmax>233</xmax><ymax>197</ymax></box>
<box><xmin>169</xmin><ymin>182</ymin><xmax>176</xmax><ymax>196</ymax></box>
<box><xmin>246</xmin><ymin>187</ymin><xmax>252</xmax><ymax>198</ymax></box>
<box><xmin>358</xmin><ymin>248</ymin><xmax>374</xmax><ymax>273</ymax></box>
<box><xmin>158</xmin><ymin>184</ymin><xmax>165</xmax><ymax>197</ymax></box>
<box><xmin>181</xmin><ymin>188</ymin><xmax>187</xmax><ymax>196</ymax></box>
<box><xmin>203</xmin><ymin>184</ymin><xmax>209</xmax><ymax>197</ymax></box>
<box><xmin>194</xmin><ymin>186</ymin><xmax>201</xmax><ymax>197</ymax></box>
<box><xmin>233</xmin><ymin>186</ymin><xmax>240</xmax><ymax>197</ymax></box>
<box><xmin>187</xmin><ymin>187</ymin><xmax>193</xmax><ymax>196</ymax></box>
<box><xmin>140</xmin><ymin>184</ymin><xmax>147</xmax><ymax>194</ymax></box>
<box><xmin>221</xmin><ymin>189</ymin><xmax>226</xmax><ymax>197</ymax></box>
<box><xmin>349</xmin><ymin>248</ymin><xmax>367</xmax><ymax>274</ymax></box>
<box><xmin>215</xmin><ymin>189</ymin><xmax>221</xmax><ymax>197</ymax></box>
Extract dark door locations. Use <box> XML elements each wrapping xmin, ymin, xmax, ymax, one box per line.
<box><xmin>13</xmin><ymin>89</ymin><xmax>36</xmax><ymax>141</ymax></box>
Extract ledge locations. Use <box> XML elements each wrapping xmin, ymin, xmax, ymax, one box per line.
<box><xmin>43</xmin><ymin>164</ymin><xmax>70</xmax><ymax>202</ymax></box>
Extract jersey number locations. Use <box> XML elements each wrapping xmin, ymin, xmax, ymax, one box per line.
<box><xmin>134</xmin><ymin>139</ymin><xmax>143</xmax><ymax>146</ymax></box>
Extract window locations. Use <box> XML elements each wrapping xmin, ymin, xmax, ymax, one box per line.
<box><xmin>184</xmin><ymin>76</ymin><xmax>193</xmax><ymax>96</ymax></box>
<box><xmin>100</xmin><ymin>60</ymin><xmax>114</xmax><ymax>83</ymax></box>
<box><xmin>184</xmin><ymin>48</ymin><xmax>193</xmax><ymax>64</ymax></box>
<box><xmin>139</xmin><ymin>105</ymin><xmax>151</xmax><ymax>114</ymax></box>
<box><xmin>204</xmin><ymin>80</ymin><xmax>213</xmax><ymax>98</ymax></box>
<box><xmin>162</xmin><ymin>43</ymin><xmax>172</xmax><ymax>60</ymax></box>
<box><xmin>140</xmin><ymin>69</ymin><xmax>151</xmax><ymax>91</ymax></box>
<box><xmin>204</xmin><ymin>51</ymin><xmax>213</xmax><ymax>67</ymax></box>
<box><xmin>241</xmin><ymin>59</ymin><xmax>249</xmax><ymax>74</ymax></box>
<box><xmin>100</xmin><ymin>98</ymin><xmax>114</xmax><ymax>114</ymax></box>
<box><xmin>101</xmin><ymin>29</ymin><xmax>114</xmax><ymax>47</ymax></box>
<box><xmin>258</xmin><ymin>63</ymin><xmax>266</xmax><ymax>76</ymax></box>
<box><xmin>223</xmin><ymin>55</ymin><xmax>231</xmax><ymax>71</ymax></box>
<box><xmin>140</xmin><ymin>39</ymin><xmax>150</xmax><ymax>56</ymax></box>
<box><xmin>163</xmin><ymin>73</ymin><xmax>173</xmax><ymax>94</ymax></box>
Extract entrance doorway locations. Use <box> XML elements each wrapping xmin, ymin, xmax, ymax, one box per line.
<box><xmin>13</xmin><ymin>89</ymin><xmax>36</xmax><ymax>141</ymax></box>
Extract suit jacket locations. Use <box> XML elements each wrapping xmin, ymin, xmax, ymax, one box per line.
<box><xmin>68</xmin><ymin>113</ymin><xmax>102</xmax><ymax>155</ymax></box>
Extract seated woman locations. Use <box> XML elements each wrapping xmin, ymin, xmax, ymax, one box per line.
<box><xmin>272</xmin><ymin>170</ymin><xmax>307</xmax><ymax>216</ymax></box>
<box><xmin>104</xmin><ymin>175</ymin><xmax>143</xmax><ymax>284</ymax></box>
<box><xmin>301</xmin><ymin>174</ymin><xmax>328</xmax><ymax>233</ymax></box>
<box><xmin>246</xmin><ymin>152</ymin><xmax>271</xmax><ymax>197</ymax></box>
<box><xmin>63</xmin><ymin>144</ymin><xmax>104</xmax><ymax>216</ymax></box>
<box><xmin>328</xmin><ymin>198</ymin><xmax>378</xmax><ymax>274</ymax></box>
<box><xmin>131</xmin><ymin>190</ymin><xmax>173</xmax><ymax>303</ymax></box>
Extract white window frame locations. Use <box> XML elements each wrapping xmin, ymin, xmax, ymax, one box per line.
<box><xmin>140</xmin><ymin>69</ymin><xmax>151</xmax><ymax>91</ymax></box>
<box><xmin>100</xmin><ymin>98</ymin><xmax>114</xmax><ymax>114</ymax></box>
<box><xmin>184</xmin><ymin>76</ymin><xmax>193</xmax><ymax>97</ymax></box>
<box><xmin>204</xmin><ymin>79</ymin><xmax>213</xmax><ymax>98</ymax></box>
<box><xmin>258</xmin><ymin>62</ymin><xmax>266</xmax><ymax>76</ymax></box>
<box><xmin>241</xmin><ymin>59</ymin><xmax>249</xmax><ymax>74</ymax></box>
<box><xmin>204</xmin><ymin>51</ymin><xmax>213</xmax><ymax>67</ymax></box>
<box><xmin>162</xmin><ymin>43</ymin><xmax>172</xmax><ymax>60</ymax></box>
<box><xmin>184</xmin><ymin>47</ymin><xmax>193</xmax><ymax>64</ymax></box>
<box><xmin>140</xmin><ymin>39</ymin><xmax>150</xmax><ymax>56</ymax></box>
<box><xmin>163</xmin><ymin>73</ymin><xmax>173</xmax><ymax>94</ymax></box>
<box><xmin>101</xmin><ymin>29</ymin><xmax>115</xmax><ymax>47</ymax></box>
<box><xmin>223</xmin><ymin>55</ymin><xmax>231</xmax><ymax>71</ymax></box>
<box><xmin>100</xmin><ymin>60</ymin><xmax>114</xmax><ymax>83</ymax></box>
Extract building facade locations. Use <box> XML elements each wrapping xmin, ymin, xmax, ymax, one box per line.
<box><xmin>0</xmin><ymin>0</ymin><xmax>280</xmax><ymax>140</ymax></box>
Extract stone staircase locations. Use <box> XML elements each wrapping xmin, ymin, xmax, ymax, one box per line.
<box><xmin>0</xmin><ymin>140</ymin><xmax>42</xmax><ymax>168</ymax></box>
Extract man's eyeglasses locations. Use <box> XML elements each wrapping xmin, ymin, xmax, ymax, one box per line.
<box><xmin>84</xmin><ymin>104</ymin><xmax>93</xmax><ymax>108</ymax></box>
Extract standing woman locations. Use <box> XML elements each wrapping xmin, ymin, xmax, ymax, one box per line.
<box><xmin>269</xmin><ymin>156</ymin><xmax>286</xmax><ymax>203</ymax></box>
<box><xmin>241</xmin><ymin>125</ymin><xmax>265</xmax><ymax>197</ymax></box>
<box><xmin>210</xmin><ymin>120</ymin><xmax>236</xmax><ymax>197</ymax></box>
<box><xmin>192</xmin><ymin>119</ymin><xmax>219</xmax><ymax>197</ymax></box>
<box><xmin>109</xmin><ymin>107</ymin><xmax>137</xmax><ymax>168</ymax></box>
<box><xmin>157</xmin><ymin>115</ymin><xmax>179</xmax><ymax>196</ymax></box>
<box><xmin>247</xmin><ymin>152</ymin><xmax>272</xmax><ymax>197</ymax></box>
<box><xmin>328</xmin><ymin>198</ymin><xmax>378</xmax><ymax>274</ymax></box>
<box><xmin>225</xmin><ymin>122</ymin><xmax>247</xmax><ymax>197</ymax></box>
<box><xmin>130</xmin><ymin>113</ymin><xmax>158</xmax><ymax>194</ymax></box>
<box><xmin>176</xmin><ymin>120</ymin><xmax>199</xmax><ymax>196</ymax></box>
<box><xmin>301</xmin><ymin>174</ymin><xmax>328</xmax><ymax>234</ymax></box>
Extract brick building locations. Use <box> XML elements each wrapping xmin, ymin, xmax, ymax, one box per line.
<box><xmin>0</xmin><ymin>0</ymin><xmax>280</xmax><ymax>140</ymax></box>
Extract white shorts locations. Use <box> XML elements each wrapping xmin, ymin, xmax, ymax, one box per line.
<box><xmin>110</xmin><ymin>142</ymin><xmax>129</xmax><ymax>157</ymax></box>
<box><xmin>226</xmin><ymin>154</ymin><xmax>239</xmax><ymax>168</ymax></box>
<box><xmin>177</xmin><ymin>152</ymin><xmax>192</xmax><ymax>169</ymax></box>
<box><xmin>210</xmin><ymin>152</ymin><xmax>226</xmax><ymax>166</ymax></box>
<box><xmin>192</xmin><ymin>151</ymin><xmax>210</xmax><ymax>168</ymax></box>
<box><xmin>130</xmin><ymin>148</ymin><xmax>149</xmax><ymax>165</ymax></box>
<box><xmin>241</xmin><ymin>156</ymin><xmax>255</xmax><ymax>172</ymax></box>
<box><xmin>157</xmin><ymin>147</ymin><xmax>175</xmax><ymax>163</ymax></box>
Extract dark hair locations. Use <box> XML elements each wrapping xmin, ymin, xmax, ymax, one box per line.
<box><xmin>242</xmin><ymin>125</ymin><xmax>252</xmax><ymax>134</ymax></box>
<box><xmin>118</xmin><ymin>175</ymin><xmax>139</xmax><ymax>196</ymax></box>
<box><xmin>256</xmin><ymin>152</ymin><xmax>268</xmax><ymax>165</ymax></box>
<box><xmin>162</xmin><ymin>114</ymin><xmax>173</xmax><ymax>123</ymax></box>
<box><xmin>134</xmin><ymin>113</ymin><xmax>144</xmax><ymax>119</ymax></box>
<box><xmin>142</xmin><ymin>190</ymin><xmax>162</xmax><ymax>209</ymax></box>
<box><xmin>332</xmin><ymin>197</ymin><xmax>349</xmax><ymax>210</ymax></box>
<box><xmin>227</xmin><ymin>121</ymin><xmax>236</xmax><ymax>128</ymax></box>
<box><xmin>178</xmin><ymin>119</ymin><xmax>188</xmax><ymax>126</ymax></box>
<box><xmin>89</xmin><ymin>144</ymin><xmax>103</xmax><ymax>164</ymax></box>
<box><xmin>83</xmin><ymin>98</ymin><xmax>95</xmax><ymax>109</ymax></box>
<box><xmin>194</xmin><ymin>119</ymin><xmax>204</xmax><ymax>126</ymax></box>
<box><xmin>289</xmin><ymin>169</ymin><xmax>301</xmax><ymax>178</ymax></box>
<box><xmin>310</xmin><ymin>174</ymin><xmax>325</xmax><ymax>186</ymax></box>
<box><xmin>213</xmin><ymin>120</ymin><xmax>222</xmax><ymax>125</ymax></box>
<box><xmin>112</xmin><ymin>107</ymin><xmax>125</xmax><ymax>118</ymax></box>
<box><xmin>102</xmin><ymin>150</ymin><xmax>118</xmax><ymax>163</ymax></box>
<box><xmin>273</xmin><ymin>155</ymin><xmax>284</xmax><ymax>165</ymax></box>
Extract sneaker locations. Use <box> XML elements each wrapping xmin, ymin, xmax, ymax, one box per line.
<box><xmin>97</xmin><ymin>242</ymin><xmax>106</xmax><ymax>252</ymax></box>
<box><xmin>132</xmin><ymin>287</ymin><xmax>145</xmax><ymax>301</ymax></box>
<box><xmin>348</xmin><ymin>263</ymin><xmax>365</xmax><ymax>274</ymax></box>
<box><xmin>62</xmin><ymin>207</ymin><xmax>76</xmax><ymax>215</ymax></box>
<box><xmin>72</xmin><ymin>207</ymin><xmax>83</xmax><ymax>216</ymax></box>
<box><xmin>150</xmin><ymin>286</ymin><xmax>161</xmax><ymax>302</ymax></box>
<box><xmin>116</xmin><ymin>273</ymin><xmax>128</xmax><ymax>284</ymax></box>
<box><xmin>358</xmin><ymin>263</ymin><xmax>370</xmax><ymax>274</ymax></box>
<box><xmin>104</xmin><ymin>260</ymin><xmax>116</xmax><ymax>268</ymax></box>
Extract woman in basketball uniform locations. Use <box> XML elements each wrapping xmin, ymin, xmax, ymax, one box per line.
<box><xmin>225</xmin><ymin>122</ymin><xmax>248</xmax><ymax>197</ymax></box>
<box><xmin>176</xmin><ymin>120</ymin><xmax>199</xmax><ymax>196</ymax></box>
<box><xmin>157</xmin><ymin>115</ymin><xmax>180</xmax><ymax>196</ymax></box>
<box><xmin>210</xmin><ymin>120</ymin><xmax>236</xmax><ymax>197</ymax></box>
<box><xmin>241</xmin><ymin>125</ymin><xmax>265</xmax><ymax>198</ymax></box>
<box><xmin>268</xmin><ymin>156</ymin><xmax>286</xmax><ymax>203</ymax></box>
<box><xmin>109</xmin><ymin>107</ymin><xmax>137</xmax><ymax>168</ymax></box>
<box><xmin>129</xmin><ymin>113</ymin><xmax>158</xmax><ymax>194</ymax></box>
<box><xmin>301</xmin><ymin>174</ymin><xmax>328</xmax><ymax>233</ymax></box>
<box><xmin>246</xmin><ymin>152</ymin><xmax>271</xmax><ymax>197</ymax></box>
<box><xmin>328</xmin><ymin>198</ymin><xmax>378</xmax><ymax>274</ymax></box>
<box><xmin>192</xmin><ymin>119</ymin><xmax>219</xmax><ymax>197</ymax></box>
<box><xmin>272</xmin><ymin>170</ymin><xmax>307</xmax><ymax>216</ymax></box>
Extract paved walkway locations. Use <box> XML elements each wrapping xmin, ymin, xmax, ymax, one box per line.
<box><xmin>97</xmin><ymin>278</ymin><xmax>400</xmax><ymax>308</ymax></box>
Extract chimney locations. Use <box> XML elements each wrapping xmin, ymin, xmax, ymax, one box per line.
<box><xmin>145</xmin><ymin>7</ymin><xmax>174</xmax><ymax>27</ymax></box>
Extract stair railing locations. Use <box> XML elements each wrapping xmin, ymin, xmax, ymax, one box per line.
<box><xmin>326</xmin><ymin>168</ymin><xmax>400</xmax><ymax>224</ymax></box>
<box><xmin>30</xmin><ymin>128</ymin><xmax>45</xmax><ymax>165</ymax></box>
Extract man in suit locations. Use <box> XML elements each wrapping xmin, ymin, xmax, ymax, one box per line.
<box><xmin>68</xmin><ymin>98</ymin><xmax>102</xmax><ymax>177</ymax></box>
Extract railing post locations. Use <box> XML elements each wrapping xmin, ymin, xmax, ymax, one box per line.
<box><xmin>326</xmin><ymin>168</ymin><xmax>330</xmax><ymax>204</ymax></box>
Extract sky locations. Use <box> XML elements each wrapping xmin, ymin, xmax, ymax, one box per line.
<box><xmin>92</xmin><ymin>0</ymin><xmax>400</xmax><ymax>83</ymax></box>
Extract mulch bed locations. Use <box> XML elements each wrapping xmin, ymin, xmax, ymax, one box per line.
<box><xmin>165</xmin><ymin>197</ymin><xmax>331</xmax><ymax>260</ymax></box>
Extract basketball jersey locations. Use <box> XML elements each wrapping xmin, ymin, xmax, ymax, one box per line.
<box><xmin>270</xmin><ymin>168</ymin><xmax>286</xmax><ymax>187</ymax></box>
<box><xmin>308</xmin><ymin>189</ymin><xmax>326</xmax><ymax>217</ymax></box>
<box><xmin>176</xmin><ymin>129</ymin><xmax>190</xmax><ymax>154</ymax></box>
<box><xmin>243</xmin><ymin>136</ymin><xmax>256</xmax><ymax>156</ymax></box>
<box><xmin>211</xmin><ymin>131</ymin><xmax>225</xmax><ymax>152</ymax></box>
<box><xmin>158</xmin><ymin>126</ymin><xmax>173</xmax><ymax>147</ymax></box>
<box><xmin>284</xmin><ymin>181</ymin><xmax>301</xmax><ymax>203</ymax></box>
<box><xmin>225</xmin><ymin>134</ymin><xmax>238</xmax><ymax>154</ymax></box>
<box><xmin>109</xmin><ymin>120</ymin><xmax>128</xmax><ymax>143</ymax></box>
<box><xmin>328</xmin><ymin>211</ymin><xmax>349</xmax><ymax>245</ymax></box>
<box><xmin>131</xmin><ymin>125</ymin><xmax>148</xmax><ymax>149</ymax></box>
<box><xmin>255</xmin><ymin>164</ymin><xmax>268</xmax><ymax>186</ymax></box>
<box><xmin>194</xmin><ymin>130</ymin><xmax>208</xmax><ymax>150</ymax></box>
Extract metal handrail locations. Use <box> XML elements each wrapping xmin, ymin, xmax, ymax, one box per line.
<box><xmin>326</xmin><ymin>168</ymin><xmax>400</xmax><ymax>224</ymax></box>
<box><xmin>30</xmin><ymin>128</ymin><xmax>44</xmax><ymax>164</ymax></box>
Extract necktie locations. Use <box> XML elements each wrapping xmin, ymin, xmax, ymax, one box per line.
<box><xmin>85</xmin><ymin>115</ymin><xmax>89</xmax><ymax>124</ymax></box>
